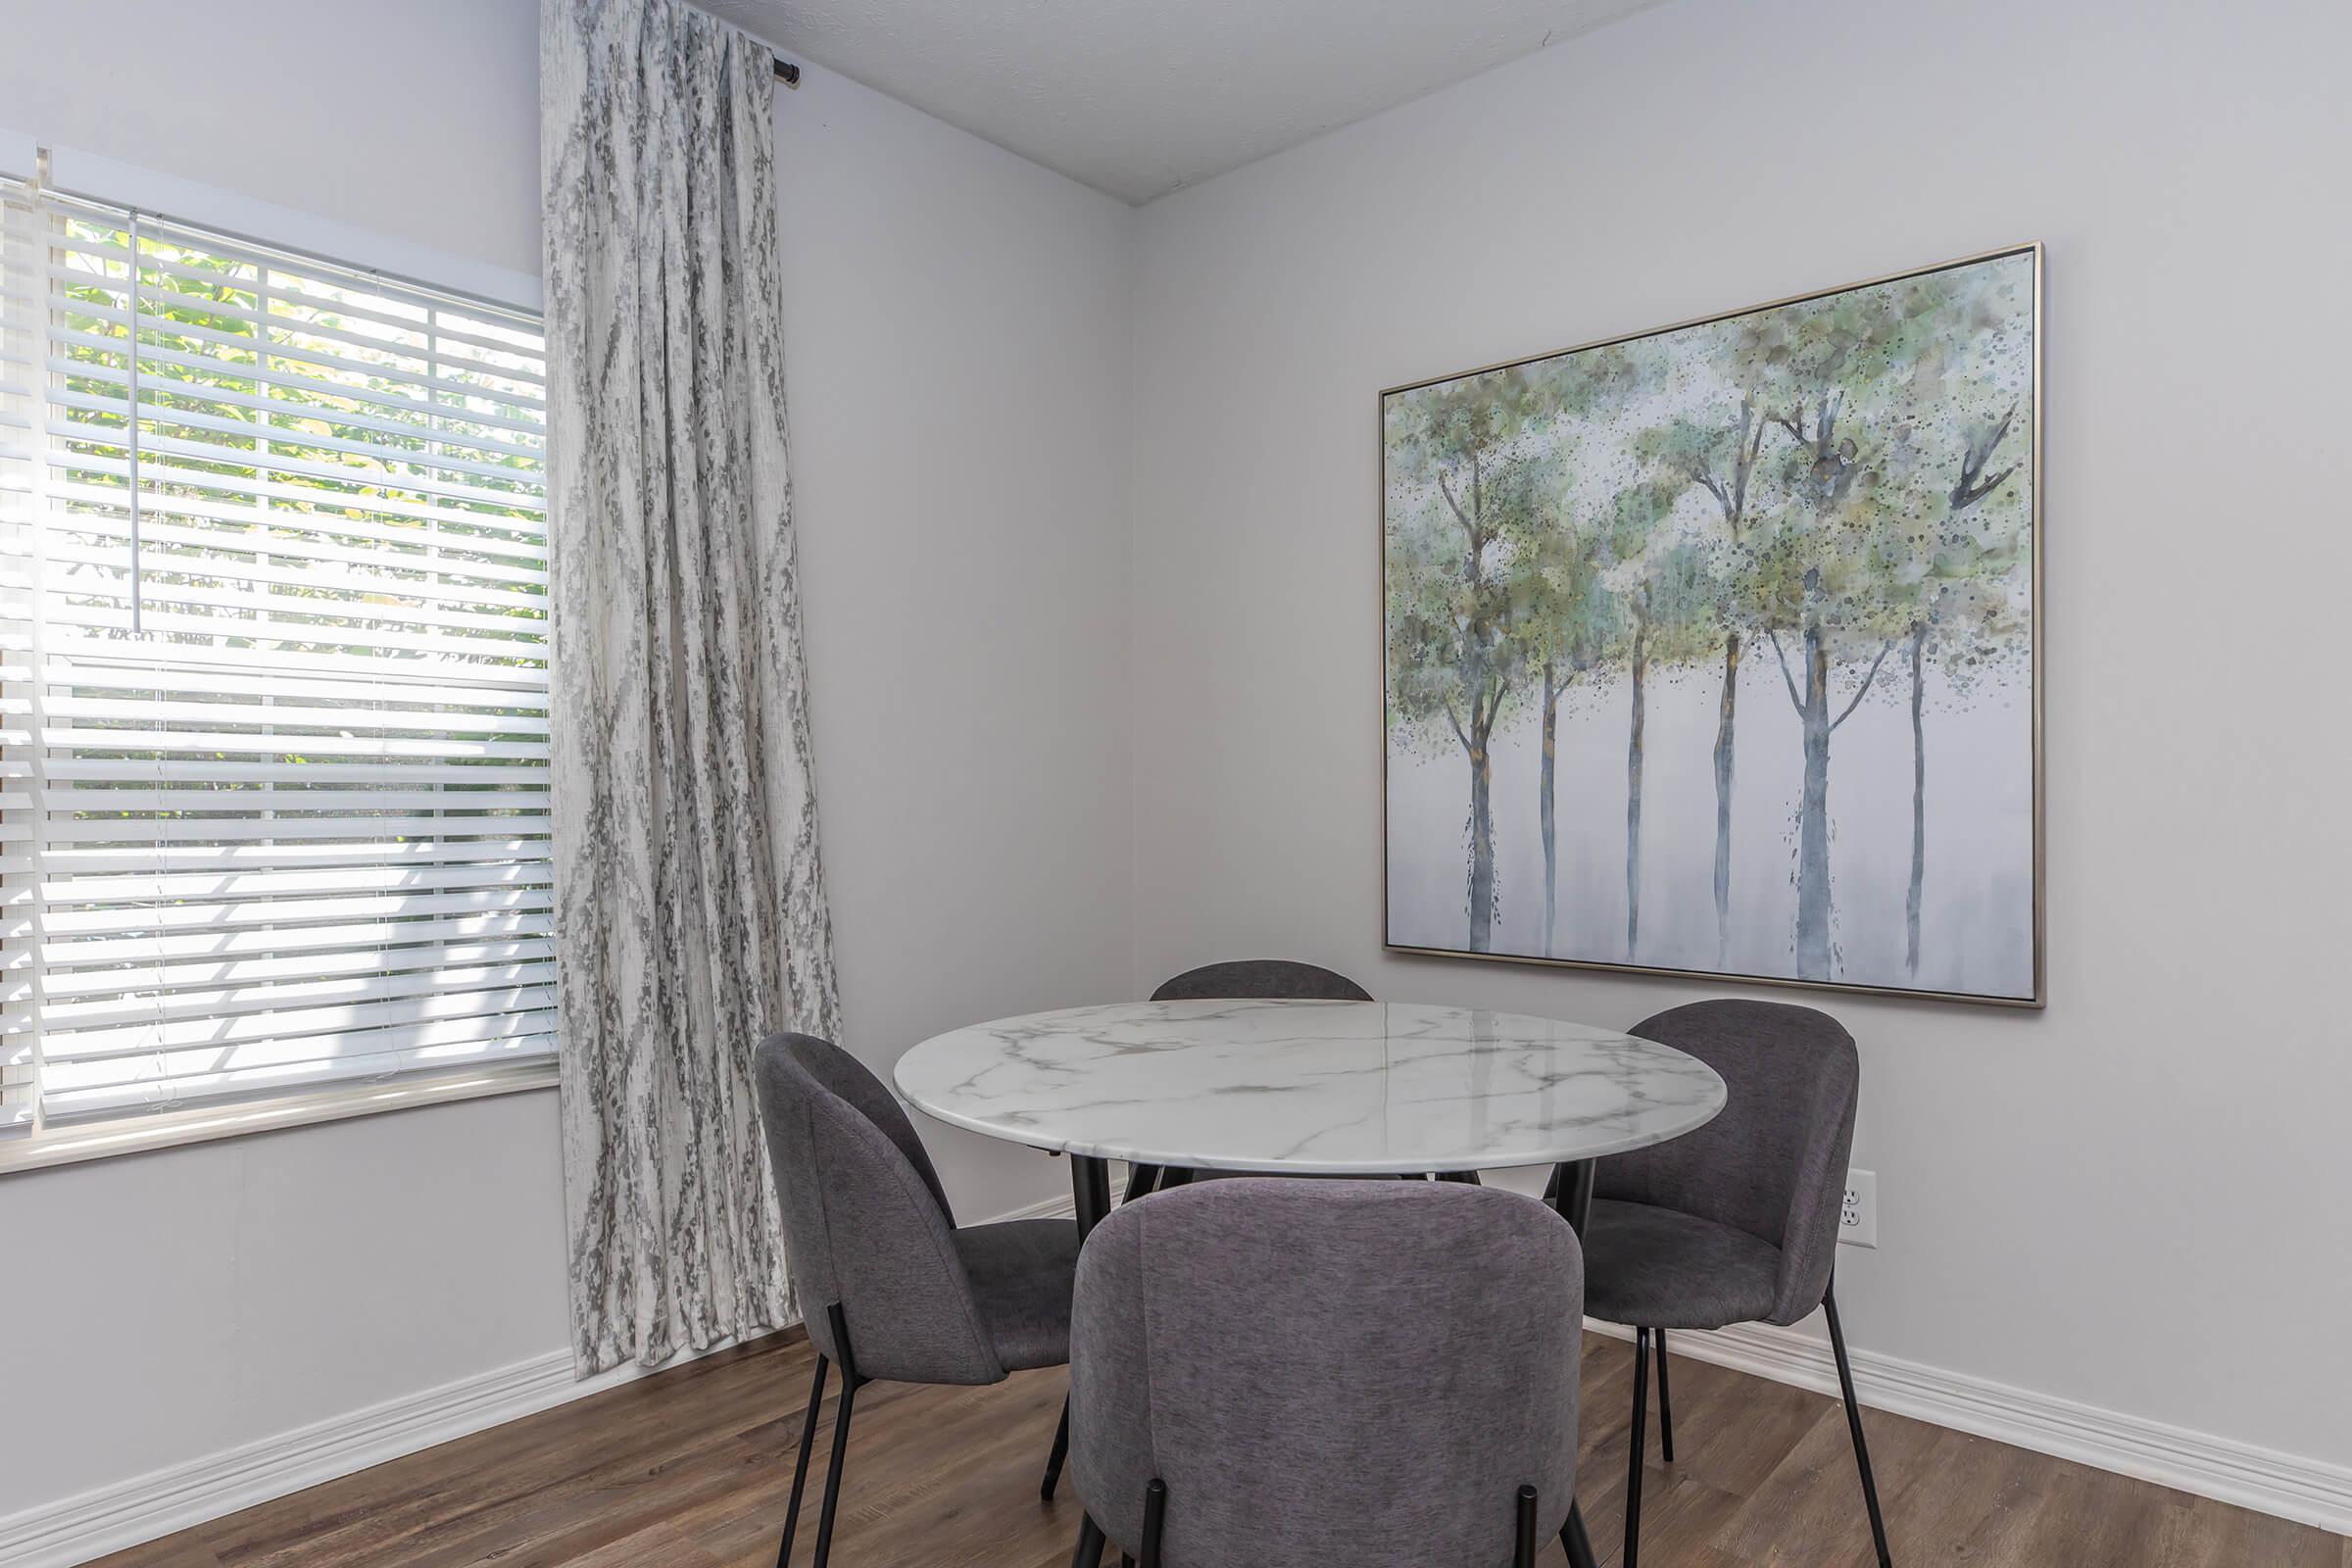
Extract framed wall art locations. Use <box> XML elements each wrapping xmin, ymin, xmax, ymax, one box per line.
<box><xmin>1382</xmin><ymin>245</ymin><xmax>2042</xmax><ymax>1004</ymax></box>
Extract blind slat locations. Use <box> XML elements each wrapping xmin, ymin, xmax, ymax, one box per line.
<box><xmin>41</xmin><ymin>987</ymin><xmax>559</xmax><ymax>1064</ymax></box>
<box><xmin>45</xmin><ymin>957</ymin><xmax>555</xmax><ymax>1025</ymax></box>
<box><xmin>45</xmin><ymin>695</ymin><xmax>551</xmax><ymax>734</ymax></box>
<box><xmin>38</xmin><ymin>539</ymin><xmax>550</xmax><ymax>620</ymax></box>
<box><xmin>45</xmin><ymin>505</ymin><xmax>551</xmax><ymax>588</ymax></box>
<box><xmin>38</xmin><ymin>937</ymin><xmax>554</xmax><ymax>998</ymax></box>
<box><xmin>36</xmin><ymin>909</ymin><xmax>552</xmax><ymax>966</ymax></box>
<box><xmin>41</xmin><ymin>449</ymin><xmax>549</xmax><ymax>541</ymax></box>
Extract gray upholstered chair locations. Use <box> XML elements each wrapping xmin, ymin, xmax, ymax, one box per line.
<box><xmin>1582</xmin><ymin>1000</ymin><xmax>1890</xmax><ymax>1568</ymax></box>
<box><xmin>1065</xmin><ymin>1178</ymin><xmax>1597</xmax><ymax>1568</ymax></box>
<box><xmin>1149</xmin><ymin>958</ymin><xmax>1373</xmax><ymax>1004</ymax></box>
<box><xmin>752</xmin><ymin>1032</ymin><xmax>1082</xmax><ymax>1568</ymax></box>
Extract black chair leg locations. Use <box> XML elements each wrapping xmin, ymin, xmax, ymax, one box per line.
<box><xmin>810</xmin><ymin>1304</ymin><xmax>860</xmax><ymax>1568</ymax></box>
<box><xmin>775</xmin><ymin>1351</ymin><xmax>829</xmax><ymax>1568</ymax></box>
<box><xmin>1655</xmin><ymin>1327</ymin><xmax>1675</xmax><ymax>1462</ymax></box>
<box><xmin>1560</xmin><ymin>1500</ymin><xmax>1600</xmax><ymax>1568</ymax></box>
<box><xmin>1126</xmin><ymin>1164</ymin><xmax>1162</xmax><ymax>1201</ymax></box>
<box><xmin>1625</xmin><ymin>1326</ymin><xmax>1650</xmax><ymax>1568</ymax></box>
<box><xmin>1069</xmin><ymin>1513</ymin><xmax>1106</xmax><ymax>1568</ymax></box>
<box><xmin>1041</xmin><ymin>1396</ymin><xmax>1072</xmax><ymax>1500</ymax></box>
<box><xmin>1825</xmin><ymin>1285</ymin><xmax>1893</xmax><ymax>1567</ymax></box>
<box><xmin>1513</xmin><ymin>1484</ymin><xmax>1538</xmax><ymax>1568</ymax></box>
<box><xmin>1140</xmin><ymin>1478</ymin><xmax>1166</xmax><ymax>1568</ymax></box>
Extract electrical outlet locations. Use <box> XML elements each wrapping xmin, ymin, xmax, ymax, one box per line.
<box><xmin>1838</xmin><ymin>1168</ymin><xmax>1878</xmax><ymax>1249</ymax></box>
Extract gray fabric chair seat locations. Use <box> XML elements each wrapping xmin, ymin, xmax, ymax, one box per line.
<box><xmin>1580</xmin><ymin>1198</ymin><xmax>1783</xmax><ymax>1330</ymax></box>
<box><xmin>955</xmin><ymin>1216</ymin><xmax>1081</xmax><ymax>1371</ymax></box>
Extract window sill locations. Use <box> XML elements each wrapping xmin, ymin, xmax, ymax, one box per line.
<box><xmin>0</xmin><ymin>1059</ymin><xmax>562</xmax><ymax>1176</ymax></box>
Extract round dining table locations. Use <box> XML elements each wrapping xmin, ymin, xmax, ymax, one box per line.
<box><xmin>895</xmin><ymin>998</ymin><xmax>1726</xmax><ymax>1568</ymax></box>
<box><xmin>895</xmin><ymin>997</ymin><xmax>1727</xmax><ymax>1236</ymax></box>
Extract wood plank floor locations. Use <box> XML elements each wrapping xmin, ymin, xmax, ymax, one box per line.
<box><xmin>89</xmin><ymin>1330</ymin><xmax>2347</xmax><ymax>1568</ymax></box>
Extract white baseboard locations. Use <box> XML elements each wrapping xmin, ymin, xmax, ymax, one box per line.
<box><xmin>1021</xmin><ymin>1179</ymin><xmax>2351</xmax><ymax>1539</ymax></box>
<box><xmin>1593</xmin><ymin>1317</ymin><xmax>2352</xmax><ymax>1538</ymax></box>
<box><xmin>991</xmin><ymin>1172</ymin><xmax>1131</xmax><ymax>1222</ymax></box>
<box><xmin>0</xmin><ymin>1336</ymin><xmax>750</xmax><ymax>1568</ymax></box>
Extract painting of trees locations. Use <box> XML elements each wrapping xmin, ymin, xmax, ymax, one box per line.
<box><xmin>1501</xmin><ymin>461</ymin><xmax>1615</xmax><ymax>959</ymax></box>
<box><xmin>1641</xmin><ymin>395</ymin><xmax>1768</xmax><ymax>969</ymax></box>
<box><xmin>1384</xmin><ymin>366</ymin><xmax>1553</xmax><ymax>952</ymax></box>
<box><xmin>1384</xmin><ymin>246</ymin><xmax>2039</xmax><ymax>1004</ymax></box>
<box><xmin>1602</xmin><ymin>487</ymin><xmax>1709</xmax><ymax>961</ymax></box>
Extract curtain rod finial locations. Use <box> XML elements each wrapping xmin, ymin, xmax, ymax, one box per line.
<box><xmin>774</xmin><ymin>59</ymin><xmax>801</xmax><ymax>87</ymax></box>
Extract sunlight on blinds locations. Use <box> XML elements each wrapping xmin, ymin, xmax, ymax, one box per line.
<box><xmin>0</xmin><ymin>172</ymin><xmax>553</xmax><ymax>1135</ymax></box>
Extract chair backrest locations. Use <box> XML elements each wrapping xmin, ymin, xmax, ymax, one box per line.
<box><xmin>1070</xmin><ymin>1180</ymin><xmax>1581</xmax><ymax>1568</ymax></box>
<box><xmin>751</xmin><ymin>1033</ymin><xmax>1004</xmax><ymax>1385</ymax></box>
<box><xmin>1149</xmin><ymin>958</ymin><xmax>1372</xmax><ymax>1003</ymax></box>
<box><xmin>1596</xmin><ymin>1000</ymin><xmax>1858</xmax><ymax>1325</ymax></box>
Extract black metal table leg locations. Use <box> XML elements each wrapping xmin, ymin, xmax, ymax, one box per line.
<box><xmin>1072</xmin><ymin>1154</ymin><xmax>1113</xmax><ymax>1239</ymax></box>
<box><xmin>1547</xmin><ymin>1158</ymin><xmax>1596</xmax><ymax>1236</ymax></box>
<box><xmin>1057</xmin><ymin>1155</ymin><xmax>1115</xmax><ymax>1537</ymax></box>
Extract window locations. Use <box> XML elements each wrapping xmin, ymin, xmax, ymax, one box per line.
<box><xmin>0</xmin><ymin>169</ymin><xmax>555</xmax><ymax>1166</ymax></box>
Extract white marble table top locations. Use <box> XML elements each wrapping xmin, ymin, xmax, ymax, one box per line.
<box><xmin>894</xmin><ymin>1000</ymin><xmax>1727</xmax><ymax>1175</ymax></box>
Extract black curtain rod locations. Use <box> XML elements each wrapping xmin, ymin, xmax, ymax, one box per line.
<box><xmin>773</xmin><ymin>57</ymin><xmax>801</xmax><ymax>87</ymax></box>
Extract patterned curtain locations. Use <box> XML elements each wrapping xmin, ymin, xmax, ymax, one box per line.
<box><xmin>541</xmin><ymin>0</ymin><xmax>841</xmax><ymax>1374</ymax></box>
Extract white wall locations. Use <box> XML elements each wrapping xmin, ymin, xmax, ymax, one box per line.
<box><xmin>0</xmin><ymin>0</ymin><xmax>542</xmax><ymax>281</ymax></box>
<box><xmin>1129</xmin><ymin>0</ymin><xmax>2352</xmax><ymax>1476</ymax></box>
<box><xmin>0</xmin><ymin>1095</ymin><xmax>571</xmax><ymax>1514</ymax></box>
<box><xmin>0</xmin><ymin>0</ymin><xmax>1130</xmax><ymax>1524</ymax></box>
<box><xmin>778</xmin><ymin>63</ymin><xmax>1135</xmax><ymax>1221</ymax></box>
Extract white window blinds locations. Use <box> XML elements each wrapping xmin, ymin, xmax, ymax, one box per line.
<box><xmin>0</xmin><ymin>172</ymin><xmax>554</xmax><ymax>1141</ymax></box>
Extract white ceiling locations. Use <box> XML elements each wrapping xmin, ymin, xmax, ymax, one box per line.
<box><xmin>704</xmin><ymin>0</ymin><xmax>1666</xmax><ymax>205</ymax></box>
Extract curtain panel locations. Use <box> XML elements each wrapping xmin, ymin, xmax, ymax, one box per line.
<box><xmin>541</xmin><ymin>0</ymin><xmax>841</xmax><ymax>1373</ymax></box>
